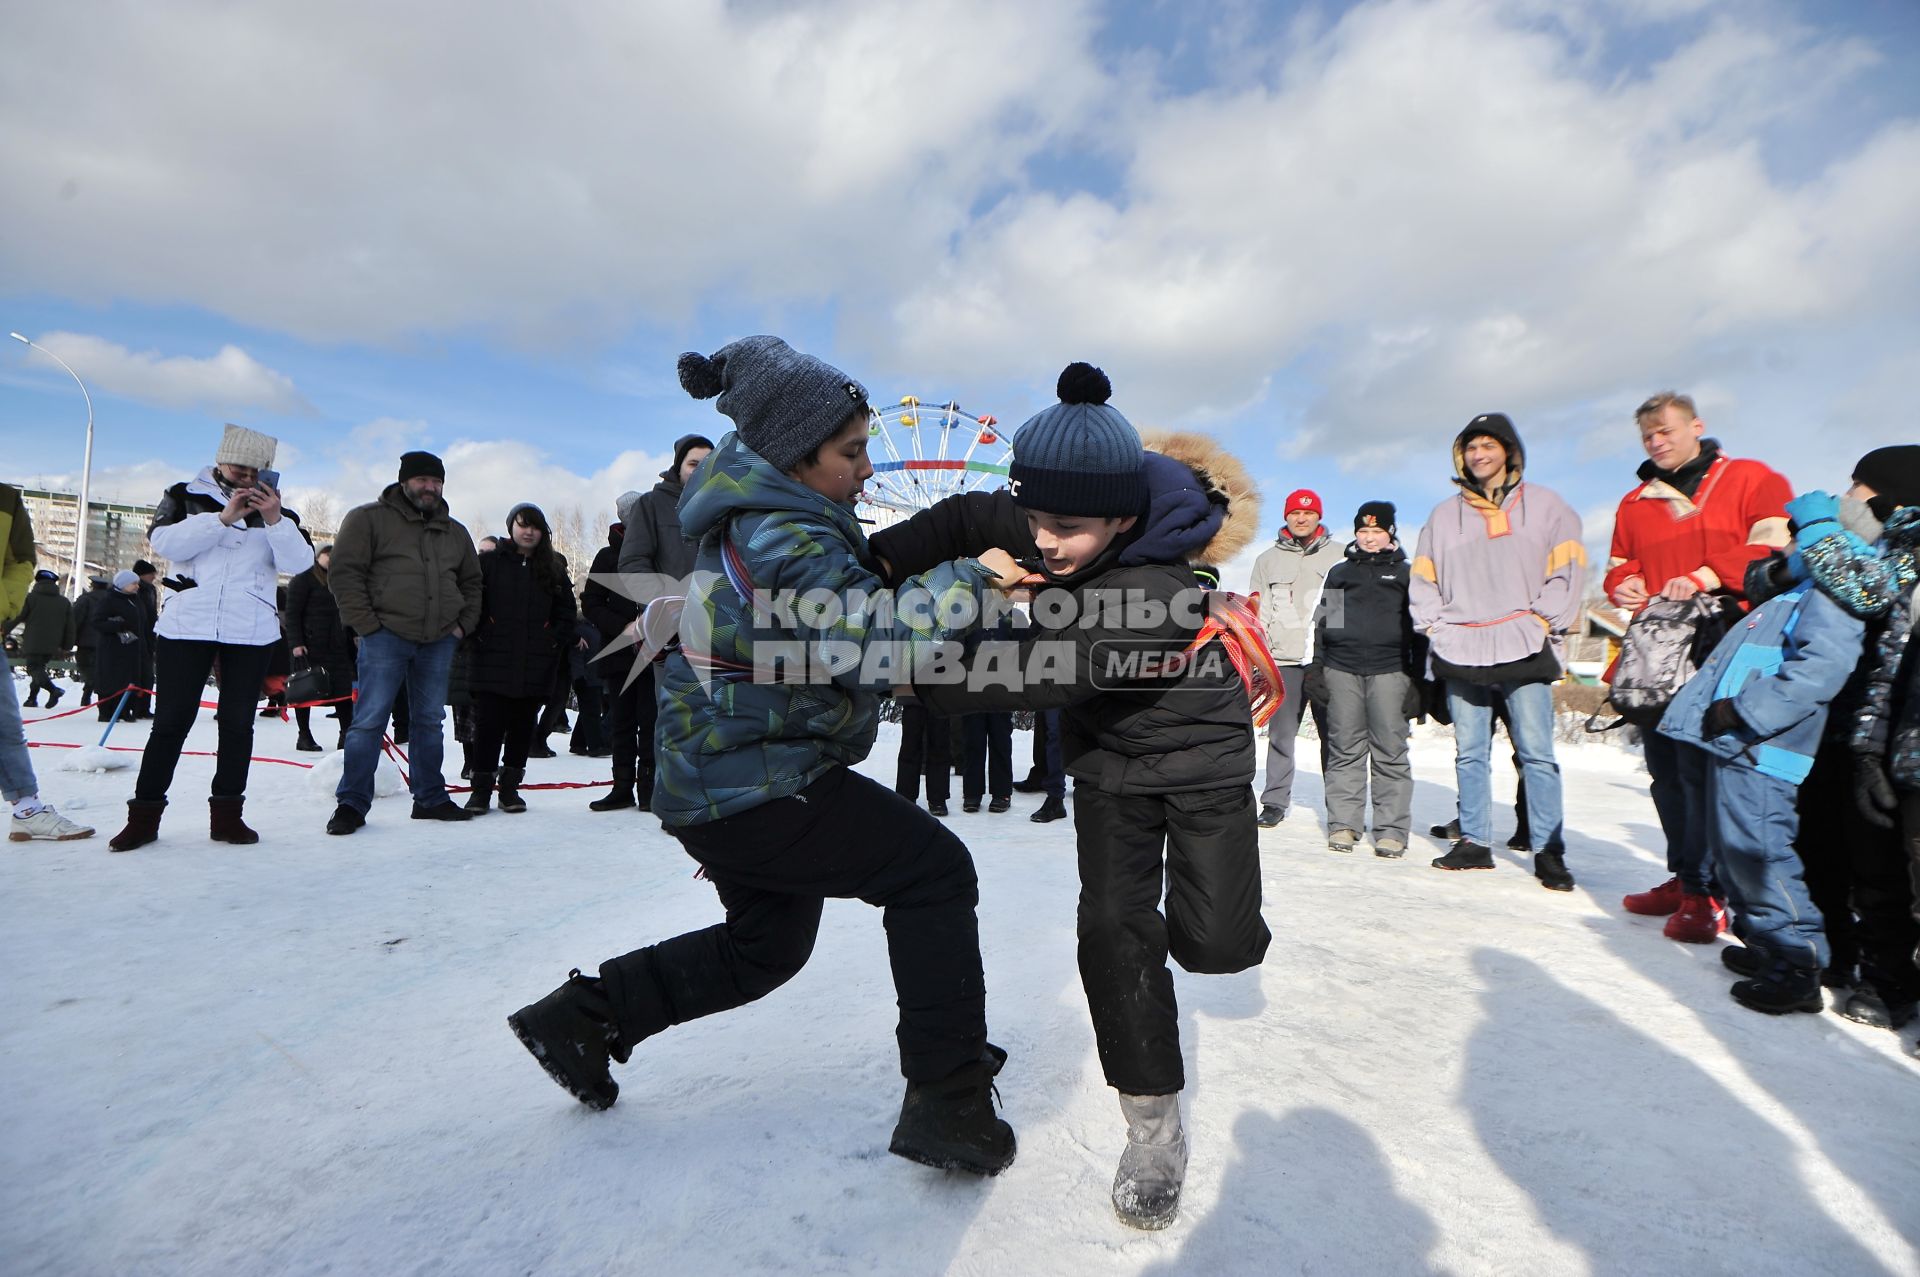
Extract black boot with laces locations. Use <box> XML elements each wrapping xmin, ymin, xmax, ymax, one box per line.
<box><xmin>507</xmin><ymin>969</ymin><xmax>626</xmax><ymax>1110</ymax></box>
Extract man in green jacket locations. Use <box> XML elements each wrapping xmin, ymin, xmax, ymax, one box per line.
<box><xmin>1</xmin><ymin>483</ymin><xmax>94</xmax><ymax>841</ymax></box>
<box><xmin>324</xmin><ymin>452</ymin><xmax>483</xmax><ymax>833</ymax></box>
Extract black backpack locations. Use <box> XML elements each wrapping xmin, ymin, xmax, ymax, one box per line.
<box><xmin>1589</xmin><ymin>595</ymin><xmax>1735</xmax><ymax>731</ymax></box>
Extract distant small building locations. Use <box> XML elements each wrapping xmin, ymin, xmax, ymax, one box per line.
<box><xmin>1564</xmin><ymin>604</ymin><xmax>1628</xmax><ymax>685</ymax></box>
<box><xmin>15</xmin><ymin>488</ymin><xmax>169</xmax><ymax>587</ymax></box>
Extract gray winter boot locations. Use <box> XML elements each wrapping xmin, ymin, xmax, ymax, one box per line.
<box><xmin>1112</xmin><ymin>1092</ymin><xmax>1188</xmax><ymax>1230</ymax></box>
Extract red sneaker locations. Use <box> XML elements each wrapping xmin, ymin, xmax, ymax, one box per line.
<box><xmin>1663</xmin><ymin>894</ymin><xmax>1729</xmax><ymax>944</ymax></box>
<box><xmin>1623</xmin><ymin>876</ymin><xmax>1685</xmax><ymax>917</ymax></box>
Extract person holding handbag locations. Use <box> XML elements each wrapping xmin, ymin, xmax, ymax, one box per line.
<box><xmin>286</xmin><ymin>545</ymin><xmax>357</xmax><ymax>751</ymax></box>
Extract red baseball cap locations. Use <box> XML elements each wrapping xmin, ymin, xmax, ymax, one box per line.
<box><xmin>1285</xmin><ymin>489</ymin><xmax>1322</xmax><ymax>516</ymax></box>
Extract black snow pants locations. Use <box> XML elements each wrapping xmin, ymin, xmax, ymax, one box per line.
<box><xmin>1073</xmin><ymin>783</ymin><xmax>1271</xmax><ymax>1096</ymax></box>
<box><xmin>596</xmin><ymin>766</ymin><xmax>989</xmax><ymax>1082</ymax></box>
<box><xmin>1798</xmin><ymin>744</ymin><xmax>1917</xmax><ymax>996</ymax></box>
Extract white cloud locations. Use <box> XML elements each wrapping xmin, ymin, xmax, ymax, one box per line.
<box><xmin>21</xmin><ymin>332</ymin><xmax>309</xmax><ymax>415</ymax></box>
<box><xmin>870</xmin><ymin>0</ymin><xmax>1919</xmax><ymax>450</ymax></box>
<box><xmin>0</xmin><ymin>0</ymin><xmax>1104</xmax><ymax>346</ymax></box>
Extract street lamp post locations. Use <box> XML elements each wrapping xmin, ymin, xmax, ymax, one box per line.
<box><xmin>10</xmin><ymin>332</ymin><xmax>96</xmax><ymax>598</ymax></box>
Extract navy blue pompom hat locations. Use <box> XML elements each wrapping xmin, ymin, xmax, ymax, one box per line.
<box><xmin>1008</xmin><ymin>363</ymin><xmax>1147</xmax><ymax>518</ymax></box>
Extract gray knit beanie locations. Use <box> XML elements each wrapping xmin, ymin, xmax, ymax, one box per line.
<box><xmin>1007</xmin><ymin>363</ymin><xmax>1146</xmax><ymax>517</ymax></box>
<box><xmin>615</xmin><ymin>489</ymin><xmax>645</xmax><ymax>526</ymax></box>
<box><xmin>677</xmin><ymin>336</ymin><xmax>868</xmax><ymax>472</ymax></box>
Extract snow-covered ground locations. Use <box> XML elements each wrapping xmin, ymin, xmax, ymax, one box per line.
<box><xmin>5</xmin><ymin>694</ymin><xmax>1917</xmax><ymax>1276</ymax></box>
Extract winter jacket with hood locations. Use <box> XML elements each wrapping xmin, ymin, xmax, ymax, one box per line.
<box><xmin>0</xmin><ymin>483</ymin><xmax>34</xmax><ymax>626</ymax></box>
<box><xmin>467</xmin><ymin>546</ymin><xmax>579</xmax><ymax>700</ymax></box>
<box><xmin>618</xmin><ymin>443</ymin><xmax>704</xmax><ymax>590</ymax></box>
<box><xmin>148</xmin><ymin>466</ymin><xmax>315</xmax><ymax>647</ymax></box>
<box><xmin>1249</xmin><ymin>525</ymin><xmax>1343</xmax><ymax>666</ymax></box>
<box><xmin>1409</xmin><ymin>416</ymin><xmax>1586</xmax><ymax>675</ymax></box>
<box><xmin>652</xmin><ymin>432</ymin><xmax>1000</xmax><ymax>828</ymax></box>
<box><xmin>329</xmin><ymin>483</ymin><xmax>482</xmax><ymax>645</ymax></box>
<box><xmin>1658</xmin><ymin>577</ymin><xmax>1865</xmax><ymax>785</ymax></box>
<box><xmin>9</xmin><ymin>577</ymin><xmax>75</xmax><ymax>656</ymax></box>
<box><xmin>869</xmin><ymin>431</ymin><xmax>1262</xmax><ymax>797</ymax></box>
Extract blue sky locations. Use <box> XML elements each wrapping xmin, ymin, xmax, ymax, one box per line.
<box><xmin>3</xmin><ymin>0</ymin><xmax>1916</xmax><ymax>582</ymax></box>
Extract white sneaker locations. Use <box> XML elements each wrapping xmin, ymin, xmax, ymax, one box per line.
<box><xmin>10</xmin><ymin>806</ymin><xmax>96</xmax><ymax>842</ymax></box>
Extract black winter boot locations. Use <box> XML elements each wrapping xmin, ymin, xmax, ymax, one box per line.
<box><xmin>589</xmin><ymin>769</ymin><xmax>635</xmax><ymax>812</ymax></box>
<box><xmin>464</xmin><ymin>771</ymin><xmax>495</xmax><ymax>814</ymax></box>
<box><xmin>1430</xmin><ymin>817</ymin><xmax>1461</xmax><ymax>839</ymax></box>
<box><xmin>108</xmin><ymin>798</ymin><xmax>166</xmax><ymax>852</ymax></box>
<box><xmin>209</xmin><ymin>796</ymin><xmax>259</xmax><ymax>845</ymax></box>
<box><xmin>1432</xmin><ymin>839</ymin><xmax>1495</xmax><ymax>871</ymax></box>
<box><xmin>888</xmin><ymin>1044</ymin><xmax>1017</xmax><ymax>1176</ymax></box>
<box><xmin>1730</xmin><ymin>956</ymin><xmax>1824</xmax><ymax>1015</ymax></box>
<box><xmin>498</xmin><ymin>766</ymin><xmax>527</xmax><ymax>813</ymax></box>
<box><xmin>1030</xmin><ymin>795</ymin><xmax>1068</xmax><ymax>823</ymax></box>
<box><xmin>507</xmin><ymin>969</ymin><xmax>625</xmax><ymax>1110</ymax></box>
<box><xmin>295</xmin><ymin>728</ymin><xmax>323</xmax><ymax>753</ymax></box>
<box><xmin>634</xmin><ymin>766</ymin><xmax>654</xmax><ymax>812</ymax></box>
<box><xmin>1533</xmin><ymin>851</ymin><xmax>1575</xmax><ymax>892</ymax></box>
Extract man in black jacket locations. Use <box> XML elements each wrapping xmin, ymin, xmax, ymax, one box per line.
<box><xmin>592</xmin><ymin>434</ymin><xmax>712</xmax><ymax>812</ymax></box>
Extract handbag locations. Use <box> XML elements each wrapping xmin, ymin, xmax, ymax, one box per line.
<box><xmin>286</xmin><ymin>656</ymin><xmax>332</xmax><ymax>705</ymax></box>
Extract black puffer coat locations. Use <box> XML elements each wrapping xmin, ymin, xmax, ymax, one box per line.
<box><xmin>285</xmin><ymin>566</ymin><xmax>357</xmax><ymax>697</ymax></box>
<box><xmin>467</xmin><ymin>548</ymin><xmax>578</xmax><ymax>699</ymax></box>
<box><xmin>871</xmin><ymin>447</ymin><xmax>1259</xmax><ymax>797</ymax></box>
<box><xmin>90</xmin><ymin>589</ymin><xmax>148</xmax><ymax>701</ymax></box>
<box><xmin>581</xmin><ymin>525</ymin><xmax>640</xmax><ymax>685</ymax></box>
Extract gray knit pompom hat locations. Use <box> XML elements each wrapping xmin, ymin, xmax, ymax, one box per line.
<box><xmin>677</xmin><ymin>336</ymin><xmax>868</xmax><ymax>472</ymax></box>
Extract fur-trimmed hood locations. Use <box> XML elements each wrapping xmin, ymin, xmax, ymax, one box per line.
<box><xmin>1121</xmin><ymin>430</ymin><xmax>1260</xmax><ymax>567</ymax></box>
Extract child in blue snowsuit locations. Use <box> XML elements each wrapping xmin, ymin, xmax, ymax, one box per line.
<box><xmin>1660</xmin><ymin>487</ymin><xmax>1871</xmax><ymax>1014</ymax></box>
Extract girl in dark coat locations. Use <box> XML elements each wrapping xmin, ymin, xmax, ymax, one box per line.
<box><xmin>90</xmin><ymin>571</ymin><xmax>149</xmax><ymax>721</ymax></box>
<box><xmin>286</xmin><ymin>546</ymin><xmax>358</xmax><ymax>750</ymax></box>
<box><xmin>464</xmin><ymin>504</ymin><xmax>578</xmax><ymax>813</ymax></box>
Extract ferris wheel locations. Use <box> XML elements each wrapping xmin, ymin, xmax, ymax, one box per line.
<box><xmin>859</xmin><ymin>396</ymin><xmax>1011</xmax><ymax>527</ymax></box>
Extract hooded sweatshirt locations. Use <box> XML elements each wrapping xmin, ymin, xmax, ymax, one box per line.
<box><xmin>1409</xmin><ymin>417</ymin><xmax>1586</xmax><ymax>674</ymax></box>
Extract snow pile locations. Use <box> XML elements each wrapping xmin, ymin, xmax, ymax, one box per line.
<box><xmin>59</xmin><ymin>745</ymin><xmax>131</xmax><ymax>772</ymax></box>
<box><xmin>302</xmin><ymin>748</ymin><xmax>406</xmax><ymax>798</ymax></box>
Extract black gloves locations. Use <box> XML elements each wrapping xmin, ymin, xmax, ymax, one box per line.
<box><xmin>1701</xmin><ymin>698</ymin><xmax>1745</xmax><ymax>738</ymax></box>
<box><xmin>1856</xmin><ymin>755</ymin><xmax>1899</xmax><ymax>829</ymax></box>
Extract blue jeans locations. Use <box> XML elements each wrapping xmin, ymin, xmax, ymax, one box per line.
<box><xmin>1</xmin><ymin>647</ymin><xmax>41</xmax><ymax>804</ymax></box>
<box><xmin>337</xmin><ymin>630</ymin><xmax>456</xmax><ymax>814</ymax></box>
<box><xmin>1447</xmin><ymin>679</ymin><xmax>1563</xmax><ymax>852</ymax></box>
<box><xmin>1643</xmin><ymin>728</ymin><xmax>1714</xmax><ymax>894</ymax></box>
<box><xmin>1706</xmin><ymin>759</ymin><xmax>1827</xmax><ymax>969</ymax></box>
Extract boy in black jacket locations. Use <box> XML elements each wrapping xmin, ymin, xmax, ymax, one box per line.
<box><xmin>870</xmin><ymin>364</ymin><xmax>1269</xmax><ymax>1231</ymax></box>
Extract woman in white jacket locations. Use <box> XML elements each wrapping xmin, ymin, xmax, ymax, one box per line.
<box><xmin>109</xmin><ymin>425</ymin><xmax>314</xmax><ymax>851</ymax></box>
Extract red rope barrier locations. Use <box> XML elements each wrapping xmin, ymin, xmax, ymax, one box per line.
<box><xmin>24</xmin><ymin>688</ymin><xmax>612</xmax><ymax>789</ymax></box>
